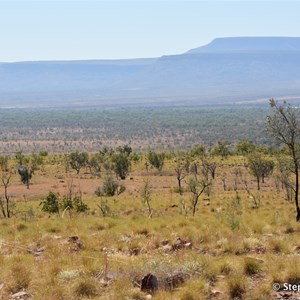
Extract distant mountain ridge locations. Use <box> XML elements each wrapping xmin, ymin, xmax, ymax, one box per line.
<box><xmin>1</xmin><ymin>37</ymin><xmax>300</xmax><ymax>108</ymax></box>
<box><xmin>187</xmin><ymin>37</ymin><xmax>300</xmax><ymax>53</ymax></box>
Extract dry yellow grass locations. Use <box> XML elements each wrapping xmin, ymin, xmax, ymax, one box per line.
<box><xmin>0</xmin><ymin>155</ymin><xmax>300</xmax><ymax>299</ymax></box>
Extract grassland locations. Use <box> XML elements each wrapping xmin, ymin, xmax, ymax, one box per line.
<box><xmin>1</xmin><ymin>154</ymin><xmax>300</xmax><ymax>300</ymax></box>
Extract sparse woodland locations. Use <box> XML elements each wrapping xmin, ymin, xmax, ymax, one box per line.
<box><xmin>1</xmin><ymin>101</ymin><xmax>300</xmax><ymax>300</ymax></box>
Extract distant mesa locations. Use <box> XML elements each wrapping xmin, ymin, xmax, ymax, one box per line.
<box><xmin>186</xmin><ymin>37</ymin><xmax>300</xmax><ymax>54</ymax></box>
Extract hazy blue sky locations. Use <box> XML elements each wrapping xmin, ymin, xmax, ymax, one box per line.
<box><xmin>1</xmin><ymin>1</ymin><xmax>300</xmax><ymax>62</ymax></box>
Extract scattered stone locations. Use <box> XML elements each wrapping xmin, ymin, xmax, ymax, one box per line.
<box><xmin>264</xmin><ymin>233</ymin><xmax>275</xmax><ymax>237</ymax></box>
<box><xmin>184</xmin><ymin>242</ymin><xmax>192</xmax><ymax>249</ymax></box>
<box><xmin>145</xmin><ymin>295</ymin><xmax>152</xmax><ymax>300</ymax></box>
<box><xmin>68</xmin><ymin>236</ymin><xmax>79</xmax><ymax>243</ymax></box>
<box><xmin>172</xmin><ymin>237</ymin><xmax>192</xmax><ymax>250</ymax></box>
<box><xmin>203</xmin><ymin>201</ymin><xmax>210</xmax><ymax>206</ymax></box>
<box><xmin>254</xmin><ymin>246</ymin><xmax>266</xmax><ymax>254</ymax></box>
<box><xmin>211</xmin><ymin>289</ymin><xmax>223</xmax><ymax>297</ymax></box>
<box><xmin>245</xmin><ymin>256</ymin><xmax>264</xmax><ymax>264</ymax></box>
<box><xmin>216</xmin><ymin>207</ymin><xmax>222</xmax><ymax>213</ymax></box>
<box><xmin>68</xmin><ymin>236</ymin><xmax>84</xmax><ymax>252</ymax></box>
<box><xmin>294</xmin><ymin>245</ymin><xmax>300</xmax><ymax>254</ymax></box>
<box><xmin>161</xmin><ymin>240</ymin><xmax>169</xmax><ymax>246</ymax></box>
<box><xmin>170</xmin><ymin>204</ymin><xmax>178</xmax><ymax>208</ymax></box>
<box><xmin>161</xmin><ymin>244</ymin><xmax>172</xmax><ymax>252</ymax></box>
<box><xmin>0</xmin><ymin>283</ymin><xmax>4</xmax><ymax>290</ymax></box>
<box><xmin>11</xmin><ymin>291</ymin><xmax>30</xmax><ymax>299</ymax></box>
<box><xmin>141</xmin><ymin>273</ymin><xmax>158</xmax><ymax>293</ymax></box>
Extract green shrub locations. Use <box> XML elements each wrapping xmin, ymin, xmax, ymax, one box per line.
<box><xmin>95</xmin><ymin>176</ymin><xmax>125</xmax><ymax>197</ymax></box>
<box><xmin>73</xmin><ymin>196</ymin><xmax>89</xmax><ymax>212</ymax></box>
<box><xmin>40</xmin><ymin>192</ymin><xmax>60</xmax><ymax>214</ymax></box>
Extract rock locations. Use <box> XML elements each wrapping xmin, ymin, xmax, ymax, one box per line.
<box><xmin>68</xmin><ymin>236</ymin><xmax>84</xmax><ymax>251</ymax></box>
<box><xmin>211</xmin><ymin>289</ymin><xmax>223</xmax><ymax>297</ymax></box>
<box><xmin>161</xmin><ymin>240</ymin><xmax>169</xmax><ymax>246</ymax></box>
<box><xmin>11</xmin><ymin>291</ymin><xmax>30</xmax><ymax>299</ymax></box>
<box><xmin>141</xmin><ymin>273</ymin><xmax>158</xmax><ymax>293</ymax></box>
<box><xmin>245</xmin><ymin>256</ymin><xmax>264</xmax><ymax>263</ymax></box>
<box><xmin>68</xmin><ymin>236</ymin><xmax>79</xmax><ymax>242</ymax></box>
<box><xmin>145</xmin><ymin>295</ymin><xmax>152</xmax><ymax>300</ymax></box>
<box><xmin>254</xmin><ymin>246</ymin><xmax>266</xmax><ymax>254</ymax></box>
<box><xmin>161</xmin><ymin>244</ymin><xmax>172</xmax><ymax>252</ymax></box>
<box><xmin>172</xmin><ymin>237</ymin><xmax>187</xmax><ymax>250</ymax></box>
<box><xmin>184</xmin><ymin>242</ymin><xmax>192</xmax><ymax>249</ymax></box>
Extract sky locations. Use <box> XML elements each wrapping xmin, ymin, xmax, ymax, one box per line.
<box><xmin>0</xmin><ymin>1</ymin><xmax>300</xmax><ymax>62</ymax></box>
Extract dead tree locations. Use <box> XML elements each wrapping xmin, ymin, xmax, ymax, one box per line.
<box><xmin>0</xmin><ymin>172</ymin><xmax>12</xmax><ymax>218</ymax></box>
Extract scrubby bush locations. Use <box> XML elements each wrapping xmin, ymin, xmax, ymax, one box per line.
<box><xmin>95</xmin><ymin>176</ymin><xmax>125</xmax><ymax>197</ymax></box>
<box><xmin>73</xmin><ymin>195</ymin><xmax>89</xmax><ymax>212</ymax></box>
<box><xmin>40</xmin><ymin>192</ymin><xmax>60</xmax><ymax>214</ymax></box>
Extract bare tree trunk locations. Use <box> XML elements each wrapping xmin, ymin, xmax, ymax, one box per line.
<box><xmin>295</xmin><ymin>164</ymin><xmax>300</xmax><ymax>221</ymax></box>
<box><xmin>178</xmin><ymin>177</ymin><xmax>182</xmax><ymax>195</ymax></box>
<box><xmin>146</xmin><ymin>199</ymin><xmax>152</xmax><ymax>218</ymax></box>
<box><xmin>0</xmin><ymin>199</ymin><xmax>6</xmax><ymax>218</ymax></box>
<box><xmin>192</xmin><ymin>196</ymin><xmax>198</xmax><ymax>216</ymax></box>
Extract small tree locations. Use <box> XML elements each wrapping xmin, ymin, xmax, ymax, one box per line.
<box><xmin>18</xmin><ymin>166</ymin><xmax>32</xmax><ymax>189</ymax></box>
<box><xmin>95</xmin><ymin>176</ymin><xmax>125</xmax><ymax>197</ymax></box>
<box><xmin>116</xmin><ymin>145</ymin><xmax>132</xmax><ymax>155</ymax></box>
<box><xmin>225</xmin><ymin>192</ymin><xmax>242</xmax><ymax>230</ymax></box>
<box><xmin>141</xmin><ymin>181</ymin><xmax>152</xmax><ymax>218</ymax></box>
<box><xmin>267</xmin><ymin>99</ymin><xmax>300</xmax><ymax>221</ymax></box>
<box><xmin>112</xmin><ymin>153</ymin><xmax>131</xmax><ymax>180</ymax></box>
<box><xmin>88</xmin><ymin>153</ymin><xmax>104</xmax><ymax>175</ymax></box>
<box><xmin>201</xmin><ymin>157</ymin><xmax>217</xmax><ymax>179</ymax></box>
<box><xmin>188</xmin><ymin>177</ymin><xmax>211</xmax><ymax>216</ymax></box>
<box><xmin>98</xmin><ymin>199</ymin><xmax>111</xmax><ymax>217</ymax></box>
<box><xmin>15</xmin><ymin>151</ymin><xmax>28</xmax><ymax>166</ymax></box>
<box><xmin>247</xmin><ymin>152</ymin><xmax>274</xmax><ymax>190</ymax></box>
<box><xmin>211</xmin><ymin>141</ymin><xmax>231</xmax><ymax>158</ymax></box>
<box><xmin>174</xmin><ymin>157</ymin><xmax>189</xmax><ymax>195</ymax></box>
<box><xmin>30</xmin><ymin>153</ymin><xmax>44</xmax><ymax>174</ymax></box>
<box><xmin>190</xmin><ymin>144</ymin><xmax>206</xmax><ymax>157</ymax></box>
<box><xmin>0</xmin><ymin>171</ymin><xmax>12</xmax><ymax>218</ymax></box>
<box><xmin>147</xmin><ymin>151</ymin><xmax>165</xmax><ymax>172</ymax></box>
<box><xmin>69</xmin><ymin>151</ymin><xmax>89</xmax><ymax>174</ymax></box>
<box><xmin>235</xmin><ymin>140</ymin><xmax>256</xmax><ymax>155</ymax></box>
<box><xmin>275</xmin><ymin>155</ymin><xmax>294</xmax><ymax>201</ymax></box>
